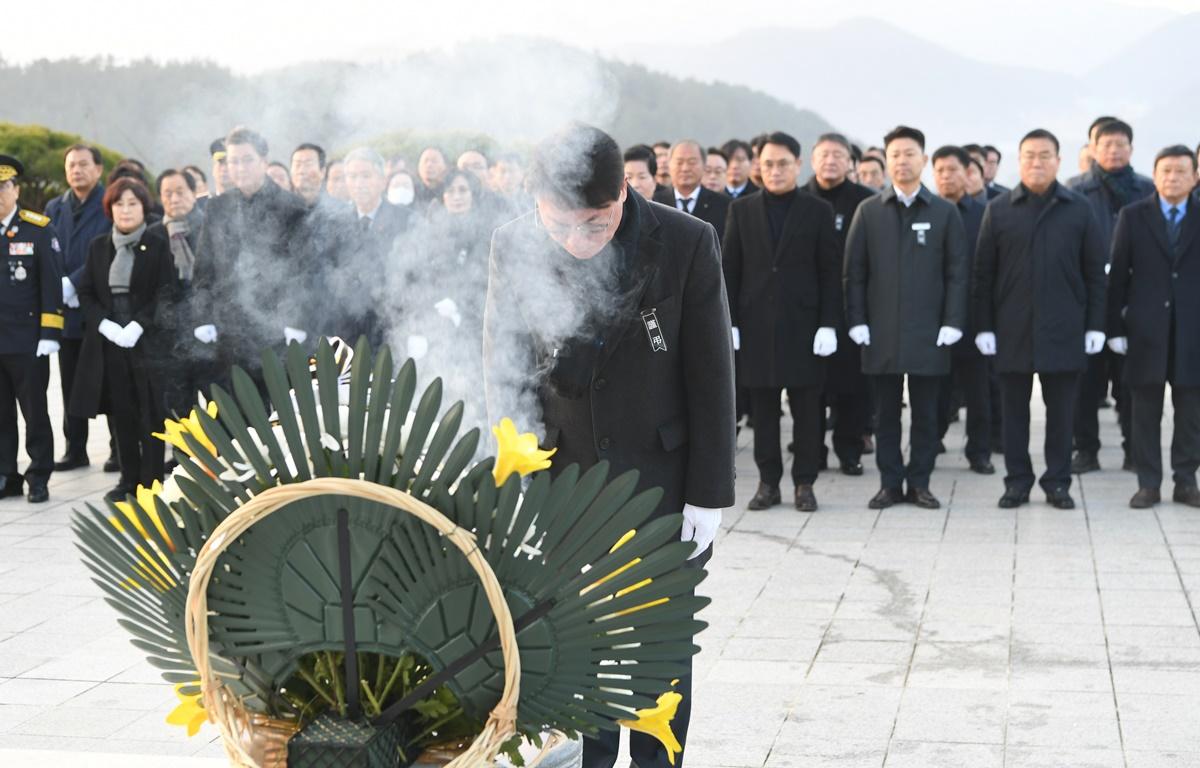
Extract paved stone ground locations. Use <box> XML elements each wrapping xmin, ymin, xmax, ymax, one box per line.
<box><xmin>1</xmin><ymin>361</ymin><xmax>1198</xmax><ymax>767</ymax></box>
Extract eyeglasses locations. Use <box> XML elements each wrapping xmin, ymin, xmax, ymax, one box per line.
<box><xmin>535</xmin><ymin>203</ymin><xmax>617</xmax><ymax>240</ymax></box>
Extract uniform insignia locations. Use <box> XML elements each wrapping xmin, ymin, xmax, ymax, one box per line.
<box><xmin>14</xmin><ymin>265</ymin><xmax>27</xmax><ymax>281</ymax></box>
<box><xmin>18</xmin><ymin>210</ymin><xmax>50</xmax><ymax>227</ymax></box>
<box><xmin>9</xmin><ymin>242</ymin><xmax>34</xmax><ymax>256</ymax></box>
<box><xmin>51</xmin><ymin>237</ymin><xmax>61</xmax><ymax>252</ymax></box>
<box><xmin>640</xmin><ymin>309</ymin><xmax>668</xmax><ymax>352</ymax></box>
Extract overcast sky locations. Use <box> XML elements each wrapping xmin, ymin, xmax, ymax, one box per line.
<box><xmin>6</xmin><ymin>0</ymin><xmax>1197</xmax><ymax>76</ymax></box>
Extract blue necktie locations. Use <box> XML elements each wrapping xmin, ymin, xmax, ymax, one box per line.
<box><xmin>1168</xmin><ymin>206</ymin><xmax>1181</xmax><ymax>248</ymax></box>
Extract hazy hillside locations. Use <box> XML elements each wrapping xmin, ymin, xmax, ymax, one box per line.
<box><xmin>0</xmin><ymin>40</ymin><xmax>838</xmax><ymax>168</ymax></box>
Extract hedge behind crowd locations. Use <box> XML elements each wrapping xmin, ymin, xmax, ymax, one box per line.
<box><xmin>1</xmin><ymin>122</ymin><xmax>124</xmax><ymax>211</ymax></box>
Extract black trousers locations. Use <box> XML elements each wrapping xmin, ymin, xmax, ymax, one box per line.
<box><xmin>1000</xmin><ymin>371</ymin><xmax>1079</xmax><ymax>494</ymax></box>
<box><xmin>825</xmin><ymin>390</ymin><xmax>870</xmax><ymax>465</ymax></box>
<box><xmin>938</xmin><ymin>350</ymin><xmax>992</xmax><ymax>464</ymax></box>
<box><xmin>871</xmin><ymin>374</ymin><xmax>940</xmax><ymax>491</ymax></box>
<box><xmin>749</xmin><ymin>386</ymin><xmax>822</xmax><ymax>487</ymax></box>
<box><xmin>0</xmin><ymin>353</ymin><xmax>54</xmax><ymax>484</ymax></box>
<box><xmin>1131</xmin><ymin>383</ymin><xmax>1200</xmax><ymax>490</ymax></box>
<box><xmin>107</xmin><ymin>346</ymin><xmax>166</xmax><ymax>491</ymax></box>
<box><xmin>582</xmin><ymin>551</ymin><xmax>707</xmax><ymax>768</ymax></box>
<box><xmin>1074</xmin><ymin>351</ymin><xmax>1131</xmax><ymax>455</ymax></box>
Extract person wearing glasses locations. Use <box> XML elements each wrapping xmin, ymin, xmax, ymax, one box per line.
<box><xmin>483</xmin><ymin>124</ymin><xmax>735</xmax><ymax>768</ymax></box>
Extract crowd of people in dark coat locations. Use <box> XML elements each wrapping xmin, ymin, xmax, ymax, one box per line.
<box><xmin>2</xmin><ymin>115</ymin><xmax>1199</xmax><ymax>516</ymax></box>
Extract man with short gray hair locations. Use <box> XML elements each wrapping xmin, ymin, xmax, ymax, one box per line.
<box><xmin>652</xmin><ymin>140</ymin><xmax>730</xmax><ymax>241</ymax></box>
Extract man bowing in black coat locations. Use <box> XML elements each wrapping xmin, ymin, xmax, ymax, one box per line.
<box><xmin>724</xmin><ymin>131</ymin><xmax>842</xmax><ymax>511</ymax></box>
<box><xmin>974</xmin><ymin>129</ymin><xmax>1108</xmax><ymax>510</ymax></box>
<box><xmin>1107</xmin><ymin>145</ymin><xmax>1200</xmax><ymax>509</ymax></box>
<box><xmin>484</xmin><ymin>124</ymin><xmax>736</xmax><ymax>768</ymax></box>
<box><xmin>845</xmin><ymin>126</ymin><xmax>969</xmax><ymax>510</ymax></box>
<box><xmin>653</xmin><ymin>140</ymin><xmax>731</xmax><ymax>242</ymax></box>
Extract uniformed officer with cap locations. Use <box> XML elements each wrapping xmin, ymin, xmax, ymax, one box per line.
<box><xmin>0</xmin><ymin>155</ymin><xmax>65</xmax><ymax>503</ymax></box>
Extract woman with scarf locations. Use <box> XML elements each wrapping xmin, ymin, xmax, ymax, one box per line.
<box><xmin>71</xmin><ymin>177</ymin><xmax>176</xmax><ymax>502</ymax></box>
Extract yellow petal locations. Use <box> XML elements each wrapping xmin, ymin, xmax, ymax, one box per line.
<box><xmin>618</xmin><ymin>688</ymin><xmax>684</xmax><ymax>765</ymax></box>
<box><xmin>492</xmin><ymin>417</ymin><xmax>555</xmax><ymax>486</ymax></box>
<box><xmin>166</xmin><ymin>683</ymin><xmax>207</xmax><ymax>738</ymax></box>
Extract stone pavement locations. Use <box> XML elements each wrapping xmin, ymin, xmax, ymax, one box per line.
<box><xmin>0</xmin><ymin>361</ymin><xmax>1198</xmax><ymax>767</ymax></box>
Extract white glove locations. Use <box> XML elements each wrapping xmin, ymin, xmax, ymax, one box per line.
<box><xmin>1107</xmin><ymin>337</ymin><xmax>1128</xmax><ymax>355</ymax></box>
<box><xmin>194</xmin><ymin>324</ymin><xmax>218</xmax><ymax>344</ymax></box>
<box><xmin>975</xmin><ymin>332</ymin><xmax>997</xmax><ymax>356</ymax></box>
<box><xmin>936</xmin><ymin>326</ymin><xmax>963</xmax><ymax>347</ymax></box>
<box><xmin>731</xmin><ymin>326</ymin><xmax>740</xmax><ymax>351</ymax></box>
<box><xmin>1085</xmin><ymin>331</ymin><xmax>1106</xmax><ymax>355</ymax></box>
<box><xmin>36</xmin><ymin>339</ymin><xmax>60</xmax><ymax>357</ymax></box>
<box><xmin>812</xmin><ymin>327</ymin><xmax>837</xmax><ymax>357</ymax></box>
<box><xmin>848</xmin><ymin>325</ymin><xmax>870</xmax><ymax>346</ymax></box>
<box><xmin>407</xmin><ymin>335</ymin><xmax>428</xmax><ymax>360</ymax></box>
<box><xmin>116</xmin><ymin>321</ymin><xmax>143</xmax><ymax>349</ymax></box>
<box><xmin>681</xmin><ymin>504</ymin><xmax>722</xmax><ymax>560</ymax></box>
<box><xmin>98</xmin><ymin>319</ymin><xmax>123</xmax><ymax>344</ymax></box>
<box><xmin>284</xmin><ymin>326</ymin><xmax>308</xmax><ymax>345</ymax></box>
<box><xmin>62</xmin><ymin>277</ymin><xmax>80</xmax><ymax>308</ymax></box>
<box><xmin>434</xmin><ymin>298</ymin><xmax>462</xmax><ymax>328</ymax></box>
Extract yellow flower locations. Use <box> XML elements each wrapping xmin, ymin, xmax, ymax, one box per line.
<box><xmin>166</xmin><ymin>682</ymin><xmax>207</xmax><ymax>737</ymax></box>
<box><xmin>109</xmin><ymin>481</ymin><xmax>176</xmax><ymax>552</ymax></box>
<box><xmin>492</xmin><ymin>417</ymin><xmax>555</xmax><ymax>486</ymax></box>
<box><xmin>618</xmin><ymin>681</ymin><xmax>684</xmax><ymax>765</ymax></box>
<box><xmin>153</xmin><ymin>401</ymin><xmax>219</xmax><ymax>458</ymax></box>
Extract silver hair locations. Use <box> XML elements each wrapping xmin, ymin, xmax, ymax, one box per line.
<box><xmin>342</xmin><ymin>146</ymin><xmax>386</xmax><ymax>174</ymax></box>
<box><xmin>668</xmin><ymin>140</ymin><xmax>704</xmax><ymax>161</ymax></box>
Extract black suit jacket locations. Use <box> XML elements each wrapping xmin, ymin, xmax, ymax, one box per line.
<box><xmin>1108</xmin><ymin>193</ymin><xmax>1200</xmax><ymax>388</ymax></box>
<box><xmin>973</xmin><ymin>182</ymin><xmax>1107</xmax><ymax>374</ymax></box>
<box><xmin>653</xmin><ymin>186</ymin><xmax>731</xmax><ymax>243</ymax></box>
<box><xmin>484</xmin><ymin>191</ymin><xmax>736</xmax><ymax>522</ymax></box>
<box><xmin>721</xmin><ymin>188</ymin><xmax>841</xmax><ymax>388</ymax></box>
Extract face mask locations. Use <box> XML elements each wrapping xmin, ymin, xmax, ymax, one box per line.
<box><xmin>388</xmin><ymin>183</ymin><xmax>415</xmax><ymax>206</ymax></box>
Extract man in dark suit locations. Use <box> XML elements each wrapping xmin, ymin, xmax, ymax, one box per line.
<box><xmin>974</xmin><ymin>129</ymin><xmax>1108</xmax><ymax>510</ymax></box>
<box><xmin>1068</xmin><ymin>119</ymin><xmax>1156</xmax><ymax>473</ymax></box>
<box><xmin>721</xmin><ymin>139</ymin><xmax>760</xmax><ymax>199</ymax></box>
<box><xmin>44</xmin><ymin>144</ymin><xmax>116</xmax><ymax>472</ymax></box>
<box><xmin>932</xmin><ymin>146</ymin><xmax>994</xmax><ymax>474</ymax></box>
<box><xmin>984</xmin><ymin>145</ymin><xmax>1010</xmax><ymax>198</ymax></box>
<box><xmin>802</xmin><ymin>132</ymin><xmax>876</xmax><ymax>475</ymax></box>
<box><xmin>845</xmin><ymin>126</ymin><xmax>969</xmax><ymax>510</ymax></box>
<box><xmin>484</xmin><ymin>124</ymin><xmax>735</xmax><ymax>768</ymax></box>
<box><xmin>1107</xmin><ymin>145</ymin><xmax>1200</xmax><ymax>509</ymax></box>
<box><xmin>724</xmin><ymin>131</ymin><xmax>841</xmax><ymax>512</ymax></box>
<box><xmin>653</xmin><ymin>140</ymin><xmax>730</xmax><ymax>242</ymax></box>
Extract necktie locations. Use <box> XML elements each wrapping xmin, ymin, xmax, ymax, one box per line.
<box><xmin>678</xmin><ymin>197</ymin><xmax>694</xmax><ymax>214</ymax></box>
<box><xmin>360</xmin><ymin>215</ymin><xmax>372</xmax><ymax>233</ymax></box>
<box><xmin>1168</xmin><ymin>207</ymin><xmax>1181</xmax><ymax>248</ymax></box>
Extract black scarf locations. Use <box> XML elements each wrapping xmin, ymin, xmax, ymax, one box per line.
<box><xmin>1096</xmin><ymin>164</ymin><xmax>1141</xmax><ymax>213</ymax></box>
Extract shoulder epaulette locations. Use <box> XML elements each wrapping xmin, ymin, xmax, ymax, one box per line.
<box><xmin>18</xmin><ymin>210</ymin><xmax>50</xmax><ymax>227</ymax></box>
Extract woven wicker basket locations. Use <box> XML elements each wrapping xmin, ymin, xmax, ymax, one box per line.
<box><xmin>185</xmin><ymin>477</ymin><xmax>522</xmax><ymax>768</ymax></box>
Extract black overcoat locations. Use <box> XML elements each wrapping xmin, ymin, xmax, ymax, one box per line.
<box><xmin>484</xmin><ymin>190</ymin><xmax>736</xmax><ymax>524</ymax></box>
<box><xmin>721</xmin><ymin>187</ymin><xmax>841</xmax><ymax>388</ymax></box>
<box><xmin>653</xmin><ymin>186</ymin><xmax>731</xmax><ymax>243</ymax></box>
<box><xmin>1108</xmin><ymin>193</ymin><xmax>1200</xmax><ymax>388</ymax></box>
<box><xmin>843</xmin><ymin>185</ymin><xmax>968</xmax><ymax>376</ymax></box>
<box><xmin>973</xmin><ymin>182</ymin><xmax>1108</xmax><ymax>374</ymax></box>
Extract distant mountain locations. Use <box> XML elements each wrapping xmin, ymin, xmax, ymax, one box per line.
<box><xmin>0</xmin><ymin>40</ymin><xmax>838</xmax><ymax>168</ymax></box>
<box><xmin>611</xmin><ymin>16</ymin><xmax>1200</xmax><ymax>183</ymax></box>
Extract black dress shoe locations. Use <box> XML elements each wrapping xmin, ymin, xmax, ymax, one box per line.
<box><xmin>1046</xmin><ymin>488</ymin><xmax>1076</xmax><ymax>509</ymax></box>
<box><xmin>1129</xmin><ymin>488</ymin><xmax>1161</xmax><ymax>509</ymax></box>
<box><xmin>26</xmin><ymin>484</ymin><xmax>49</xmax><ymax>504</ymax></box>
<box><xmin>53</xmin><ymin>453</ymin><xmax>90</xmax><ymax>471</ymax></box>
<box><xmin>969</xmin><ymin>460</ymin><xmax>996</xmax><ymax>475</ymax></box>
<box><xmin>862</xmin><ymin>436</ymin><xmax>875</xmax><ymax>455</ymax></box>
<box><xmin>747</xmin><ymin>483</ymin><xmax>781</xmax><ymax>510</ymax></box>
<box><xmin>103</xmin><ymin>454</ymin><xmax>120</xmax><ymax>473</ymax></box>
<box><xmin>840</xmin><ymin>460</ymin><xmax>864</xmax><ymax>476</ymax></box>
<box><xmin>795</xmin><ymin>484</ymin><xmax>818</xmax><ymax>512</ymax></box>
<box><xmin>868</xmin><ymin>487</ymin><xmax>904</xmax><ymax>509</ymax></box>
<box><xmin>1173</xmin><ymin>485</ymin><xmax>1200</xmax><ymax>508</ymax></box>
<box><xmin>905</xmin><ymin>487</ymin><xmax>941</xmax><ymax>509</ymax></box>
<box><xmin>1071</xmin><ymin>451</ymin><xmax>1100</xmax><ymax>474</ymax></box>
<box><xmin>104</xmin><ymin>485</ymin><xmax>136</xmax><ymax>503</ymax></box>
<box><xmin>0</xmin><ymin>476</ymin><xmax>23</xmax><ymax>498</ymax></box>
<box><xmin>998</xmin><ymin>488</ymin><xmax>1029</xmax><ymax>508</ymax></box>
